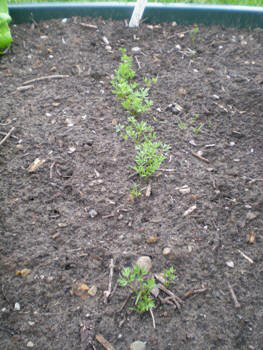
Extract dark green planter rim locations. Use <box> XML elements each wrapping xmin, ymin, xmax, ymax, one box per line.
<box><xmin>9</xmin><ymin>2</ymin><xmax>263</xmax><ymax>28</ymax></box>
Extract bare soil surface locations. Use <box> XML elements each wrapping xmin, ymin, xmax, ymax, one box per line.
<box><xmin>1</xmin><ymin>17</ymin><xmax>263</xmax><ymax>350</ymax></box>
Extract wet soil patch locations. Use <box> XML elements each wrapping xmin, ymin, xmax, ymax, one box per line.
<box><xmin>1</xmin><ymin>17</ymin><xmax>263</xmax><ymax>350</ymax></box>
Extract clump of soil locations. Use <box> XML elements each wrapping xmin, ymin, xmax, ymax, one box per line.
<box><xmin>0</xmin><ymin>16</ymin><xmax>263</xmax><ymax>350</ymax></box>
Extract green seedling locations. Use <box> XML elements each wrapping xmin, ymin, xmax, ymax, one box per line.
<box><xmin>143</xmin><ymin>77</ymin><xmax>152</xmax><ymax>88</ymax></box>
<box><xmin>116</xmin><ymin>48</ymin><xmax>136</xmax><ymax>81</ymax></box>
<box><xmin>129</xmin><ymin>183</ymin><xmax>142</xmax><ymax>198</ymax></box>
<box><xmin>193</xmin><ymin>113</ymin><xmax>200</xmax><ymax>120</ymax></box>
<box><xmin>163</xmin><ymin>266</ymin><xmax>176</xmax><ymax>288</ymax></box>
<box><xmin>190</xmin><ymin>24</ymin><xmax>200</xmax><ymax>44</ymax></box>
<box><xmin>178</xmin><ymin>120</ymin><xmax>187</xmax><ymax>130</ymax></box>
<box><xmin>112</xmin><ymin>49</ymin><xmax>153</xmax><ymax>116</ymax></box>
<box><xmin>112</xmin><ymin>79</ymin><xmax>138</xmax><ymax>100</ymax></box>
<box><xmin>116</xmin><ymin>117</ymin><xmax>156</xmax><ymax>144</ymax></box>
<box><xmin>118</xmin><ymin>265</ymin><xmax>156</xmax><ymax>314</ymax></box>
<box><xmin>125</xmin><ymin>117</ymin><xmax>156</xmax><ymax>144</ymax></box>
<box><xmin>134</xmin><ymin>140</ymin><xmax>170</xmax><ymax>177</ymax></box>
<box><xmin>121</xmin><ymin>88</ymin><xmax>153</xmax><ymax>115</ymax></box>
<box><xmin>192</xmin><ymin>123</ymin><xmax>204</xmax><ymax>135</ymax></box>
<box><xmin>143</xmin><ymin>76</ymin><xmax>158</xmax><ymax>88</ymax></box>
<box><xmin>112</xmin><ymin>48</ymin><xmax>136</xmax><ymax>98</ymax></box>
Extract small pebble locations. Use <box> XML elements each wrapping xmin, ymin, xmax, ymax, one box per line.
<box><xmin>130</xmin><ymin>340</ymin><xmax>146</xmax><ymax>350</ymax></box>
<box><xmin>131</xmin><ymin>47</ymin><xmax>141</xmax><ymax>53</ymax></box>
<box><xmin>88</xmin><ymin>209</ymin><xmax>98</xmax><ymax>218</ymax></box>
<box><xmin>163</xmin><ymin>247</ymin><xmax>172</xmax><ymax>256</ymax></box>
<box><xmin>27</xmin><ymin>341</ymin><xmax>34</xmax><ymax>348</ymax></box>
<box><xmin>14</xmin><ymin>302</ymin><xmax>21</xmax><ymax>311</ymax></box>
<box><xmin>135</xmin><ymin>256</ymin><xmax>152</xmax><ymax>273</ymax></box>
<box><xmin>226</xmin><ymin>260</ymin><xmax>234</xmax><ymax>268</ymax></box>
<box><xmin>88</xmin><ymin>285</ymin><xmax>97</xmax><ymax>296</ymax></box>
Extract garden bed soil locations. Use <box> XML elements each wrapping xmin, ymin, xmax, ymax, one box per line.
<box><xmin>1</xmin><ymin>17</ymin><xmax>263</xmax><ymax>350</ymax></box>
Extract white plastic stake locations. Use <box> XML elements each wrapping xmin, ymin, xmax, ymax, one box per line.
<box><xmin>129</xmin><ymin>0</ymin><xmax>148</xmax><ymax>27</ymax></box>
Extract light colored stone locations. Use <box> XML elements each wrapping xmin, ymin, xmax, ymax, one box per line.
<box><xmin>163</xmin><ymin>247</ymin><xmax>172</xmax><ymax>256</ymax></box>
<box><xmin>135</xmin><ymin>256</ymin><xmax>152</xmax><ymax>273</ymax></box>
<box><xmin>226</xmin><ymin>260</ymin><xmax>234</xmax><ymax>268</ymax></box>
<box><xmin>130</xmin><ymin>340</ymin><xmax>146</xmax><ymax>350</ymax></box>
<box><xmin>89</xmin><ymin>209</ymin><xmax>98</xmax><ymax>218</ymax></box>
<box><xmin>26</xmin><ymin>341</ymin><xmax>34</xmax><ymax>347</ymax></box>
<box><xmin>14</xmin><ymin>302</ymin><xmax>21</xmax><ymax>311</ymax></box>
<box><xmin>131</xmin><ymin>47</ymin><xmax>141</xmax><ymax>53</ymax></box>
<box><xmin>88</xmin><ymin>285</ymin><xmax>97</xmax><ymax>296</ymax></box>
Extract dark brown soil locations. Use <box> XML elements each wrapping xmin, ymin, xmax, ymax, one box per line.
<box><xmin>1</xmin><ymin>17</ymin><xmax>263</xmax><ymax>350</ymax></box>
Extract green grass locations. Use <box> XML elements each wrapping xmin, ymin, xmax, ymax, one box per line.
<box><xmin>7</xmin><ymin>0</ymin><xmax>263</xmax><ymax>5</ymax></box>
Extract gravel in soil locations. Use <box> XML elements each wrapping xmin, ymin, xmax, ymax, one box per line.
<box><xmin>0</xmin><ymin>17</ymin><xmax>263</xmax><ymax>350</ymax></box>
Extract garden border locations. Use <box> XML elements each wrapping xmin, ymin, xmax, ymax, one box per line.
<box><xmin>9</xmin><ymin>2</ymin><xmax>263</xmax><ymax>28</ymax></box>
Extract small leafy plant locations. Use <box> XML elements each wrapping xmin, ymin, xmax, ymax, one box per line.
<box><xmin>178</xmin><ymin>120</ymin><xmax>187</xmax><ymax>130</ymax></box>
<box><xmin>112</xmin><ymin>80</ymin><xmax>137</xmax><ymax>100</ymax></box>
<box><xmin>116</xmin><ymin>116</ymin><xmax>156</xmax><ymax>144</ymax></box>
<box><xmin>129</xmin><ymin>183</ymin><xmax>142</xmax><ymax>198</ymax></box>
<box><xmin>118</xmin><ymin>265</ymin><xmax>156</xmax><ymax>314</ymax></box>
<box><xmin>192</xmin><ymin>123</ymin><xmax>204</xmax><ymax>135</ymax></box>
<box><xmin>163</xmin><ymin>266</ymin><xmax>176</xmax><ymax>288</ymax></box>
<box><xmin>114</xmin><ymin>48</ymin><xmax>135</xmax><ymax>81</ymax></box>
<box><xmin>112</xmin><ymin>48</ymin><xmax>170</xmax><ymax>180</ymax></box>
<box><xmin>190</xmin><ymin>24</ymin><xmax>200</xmax><ymax>44</ymax></box>
<box><xmin>112</xmin><ymin>49</ymin><xmax>153</xmax><ymax>115</ymax></box>
<box><xmin>143</xmin><ymin>76</ymin><xmax>158</xmax><ymax>88</ymax></box>
<box><xmin>134</xmin><ymin>140</ymin><xmax>170</xmax><ymax>177</ymax></box>
<box><xmin>121</xmin><ymin>87</ymin><xmax>153</xmax><ymax>115</ymax></box>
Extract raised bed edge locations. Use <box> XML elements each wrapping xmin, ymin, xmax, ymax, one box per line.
<box><xmin>9</xmin><ymin>2</ymin><xmax>263</xmax><ymax>28</ymax></box>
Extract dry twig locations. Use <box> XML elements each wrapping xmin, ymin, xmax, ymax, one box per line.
<box><xmin>237</xmin><ymin>249</ymin><xmax>253</xmax><ymax>264</ymax></box>
<box><xmin>79</xmin><ymin>22</ymin><xmax>98</xmax><ymax>29</ymax></box>
<box><xmin>17</xmin><ymin>84</ymin><xmax>34</xmax><ymax>91</ymax></box>
<box><xmin>183</xmin><ymin>287</ymin><xmax>207</xmax><ymax>299</ymax></box>
<box><xmin>0</xmin><ymin>127</ymin><xmax>15</xmax><ymax>146</ymax></box>
<box><xmin>158</xmin><ymin>168</ymin><xmax>176</xmax><ymax>172</ymax></box>
<box><xmin>119</xmin><ymin>293</ymin><xmax>131</xmax><ymax>312</ymax></box>
<box><xmin>135</xmin><ymin>55</ymin><xmax>141</xmax><ymax>69</ymax></box>
<box><xmin>50</xmin><ymin>162</ymin><xmax>55</xmax><ymax>179</ymax></box>
<box><xmin>149</xmin><ymin>308</ymin><xmax>156</xmax><ymax>329</ymax></box>
<box><xmin>22</xmin><ymin>74</ymin><xmax>69</xmax><ymax>86</ymax></box>
<box><xmin>190</xmin><ymin>150</ymin><xmax>210</xmax><ymax>164</ymax></box>
<box><xmin>227</xmin><ymin>282</ymin><xmax>240</xmax><ymax>308</ymax></box>
<box><xmin>95</xmin><ymin>334</ymin><xmax>117</xmax><ymax>350</ymax></box>
<box><xmin>104</xmin><ymin>259</ymin><xmax>114</xmax><ymax>303</ymax></box>
<box><xmin>154</xmin><ymin>274</ymin><xmax>183</xmax><ymax>310</ymax></box>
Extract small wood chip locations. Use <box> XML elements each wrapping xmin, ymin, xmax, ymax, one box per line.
<box><xmin>145</xmin><ymin>183</ymin><xmax>152</xmax><ymax>197</ymax></box>
<box><xmin>247</xmin><ymin>231</ymin><xmax>256</xmax><ymax>244</ymax></box>
<box><xmin>79</xmin><ymin>23</ymin><xmax>98</xmax><ymax>29</ymax></box>
<box><xmin>183</xmin><ymin>205</ymin><xmax>197</xmax><ymax>217</ymax></box>
<box><xmin>95</xmin><ymin>334</ymin><xmax>117</xmax><ymax>350</ymax></box>
<box><xmin>27</xmin><ymin>158</ymin><xmax>46</xmax><ymax>172</ymax></box>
